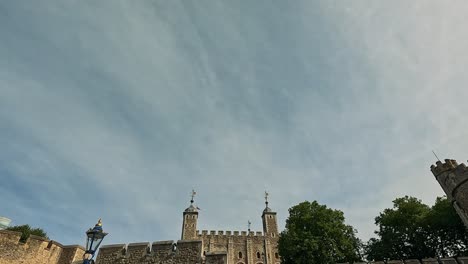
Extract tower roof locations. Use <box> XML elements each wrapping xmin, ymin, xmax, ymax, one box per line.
<box><xmin>185</xmin><ymin>204</ymin><xmax>198</xmax><ymax>213</ymax></box>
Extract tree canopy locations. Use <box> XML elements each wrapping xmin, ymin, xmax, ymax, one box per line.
<box><xmin>6</xmin><ymin>224</ymin><xmax>48</xmax><ymax>243</ymax></box>
<box><xmin>278</xmin><ymin>201</ymin><xmax>362</xmax><ymax>264</ymax></box>
<box><xmin>364</xmin><ymin>196</ymin><xmax>468</xmax><ymax>261</ymax></box>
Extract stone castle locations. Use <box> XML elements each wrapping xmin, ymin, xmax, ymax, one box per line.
<box><xmin>0</xmin><ymin>193</ymin><xmax>279</xmax><ymax>264</ymax></box>
<box><xmin>96</xmin><ymin>192</ymin><xmax>280</xmax><ymax>264</ymax></box>
<box><xmin>0</xmin><ymin>230</ymin><xmax>85</xmax><ymax>264</ymax></box>
<box><xmin>2</xmin><ymin>159</ymin><xmax>468</xmax><ymax>263</ymax></box>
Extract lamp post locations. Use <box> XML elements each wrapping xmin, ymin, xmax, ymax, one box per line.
<box><xmin>83</xmin><ymin>219</ymin><xmax>108</xmax><ymax>264</ymax></box>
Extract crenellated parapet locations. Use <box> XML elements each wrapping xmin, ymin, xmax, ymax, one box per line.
<box><xmin>0</xmin><ymin>229</ymin><xmax>84</xmax><ymax>264</ymax></box>
<box><xmin>431</xmin><ymin>159</ymin><xmax>460</xmax><ymax>176</ymax></box>
<box><xmin>196</xmin><ymin>230</ymin><xmax>265</xmax><ymax>238</ymax></box>
<box><xmin>96</xmin><ymin>239</ymin><xmax>203</xmax><ymax>264</ymax></box>
<box><xmin>431</xmin><ymin>159</ymin><xmax>468</xmax><ymax>228</ymax></box>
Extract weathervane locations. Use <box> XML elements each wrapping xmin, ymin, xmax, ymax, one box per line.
<box><xmin>248</xmin><ymin>220</ymin><xmax>251</xmax><ymax>232</ymax></box>
<box><xmin>191</xmin><ymin>189</ymin><xmax>196</xmax><ymax>204</ymax></box>
<box><xmin>264</xmin><ymin>191</ymin><xmax>269</xmax><ymax>207</ymax></box>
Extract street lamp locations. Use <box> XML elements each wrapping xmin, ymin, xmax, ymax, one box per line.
<box><xmin>83</xmin><ymin>219</ymin><xmax>108</xmax><ymax>264</ymax></box>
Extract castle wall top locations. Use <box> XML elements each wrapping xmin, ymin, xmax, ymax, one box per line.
<box><xmin>96</xmin><ymin>239</ymin><xmax>203</xmax><ymax>264</ymax></box>
<box><xmin>430</xmin><ymin>159</ymin><xmax>463</xmax><ymax>176</ymax></box>
<box><xmin>197</xmin><ymin>230</ymin><xmax>265</xmax><ymax>237</ymax></box>
<box><xmin>0</xmin><ymin>229</ymin><xmax>85</xmax><ymax>264</ymax></box>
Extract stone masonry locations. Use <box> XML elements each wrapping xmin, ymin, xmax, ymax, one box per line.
<box><xmin>3</xmin><ymin>159</ymin><xmax>468</xmax><ymax>264</ymax></box>
<box><xmin>0</xmin><ymin>229</ymin><xmax>85</xmax><ymax>264</ymax></box>
<box><xmin>431</xmin><ymin>159</ymin><xmax>468</xmax><ymax>227</ymax></box>
<box><xmin>96</xmin><ymin>195</ymin><xmax>281</xmax><ymax>264</ymax></box>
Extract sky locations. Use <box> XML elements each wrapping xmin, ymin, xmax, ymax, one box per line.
<box><xmin>1</xmin><ymin>1</ymin><xmax>468</xmax><ymax>246</ymax></box>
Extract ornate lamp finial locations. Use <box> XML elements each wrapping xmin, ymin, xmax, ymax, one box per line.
<box><xmin>96</xmin><ymin>218</ymin><xmax>102</xmax><ymax>227</ymax></box>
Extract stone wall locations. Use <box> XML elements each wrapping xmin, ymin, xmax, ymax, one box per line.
<box><xmin>196</xmin><ymin>230</ymin><xmax>280</xmax><ymax>264</ymax></box>
<box><xmin>95</xmin><ymin>240</ymin><xmax>203</xmax><ymax>264</ymax></box>
<box><xmin>0</xmin><ymin>229</ymin><xmax>85</xmax><ymax>264</ymax></box>
<box><xmin>58</xmin><ymin>244</ymin><xmax>86</xmax><ymax>264</ymax></box>
<box><xmin>431</xmin><ymin>159</ymin><xmax>468</xmax><ymax>227</ymax></box>
<box><xmin>205</xmin><ymin>252</ymin><xmax>227</xmax><ymax>264</ymax></box>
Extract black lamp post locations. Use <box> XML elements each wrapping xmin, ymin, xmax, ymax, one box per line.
<box><xmin>83</xmin><ymin>219</ymin><xmax>108</xmax><ymax>264</ymax></box>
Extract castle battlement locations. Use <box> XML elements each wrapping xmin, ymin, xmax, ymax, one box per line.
<box><xmin>431</xmin><ymin>158</ymin><xmax>468</xmax><ymax>228</ymax></box>
<box><xmin>430</xmin><ymin>159</ymin><xmax>468</xmax><ymax>197</ymax></box>
<box><xmin>96</xmin><ymin>194</ymin><xmax>280</xmax><ymax>263</ymax></box>
<box><xmin>430</xmin><ymin>159</ymin><xmax>463</xmax><ymax>176</ymax></box>
<box><xmin>0</xmin><ymin>229</ymin><xmax>85</xmax><ymax>264</ymax></box>
<box><xmin>197</xmin><ymin>230</ymin><xmax>265</xmax><ymax>237</ymax></box>
<box><xmin>96</xmin><ymin>240</ymin><xmax>203</xmax><ymax>264</ymax></box>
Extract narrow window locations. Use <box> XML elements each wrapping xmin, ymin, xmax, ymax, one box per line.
<box><xmin>257</xmin><ymin>252</ymin><xmax>261</xmax><ymax>259</ymax></box>
<box><xmin>275</xmin><ymin>252</ymin><xmax>279</xmax><ymax>259</ymax></box>
<box><xmin>238</xmin><ymin>252</ymin><xmax>243</xmax><ymax>258</ymax></box>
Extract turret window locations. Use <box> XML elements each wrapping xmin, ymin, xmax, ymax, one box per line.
<box><xmin>238</xmin><ymin>252</ymin><xmax>243</xmax><ymax>258</ymax></box>
<box><xmin>257</xmin><ymin>252</ymin><xmax>261</xmax><ymax>259</ymax></box>
<box><xmin>275</xmin><ymin>252</ymin><xmax>279</xmax><ymax>259</ymax></box>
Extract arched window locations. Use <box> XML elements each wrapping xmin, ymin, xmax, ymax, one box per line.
<box><xmin>257</xmin><ymin>252</ymin><xmax>261</xmax><ymax>259</ymax></box>
<box><xmin>275</xmin><ymin>252</ymin><xmax>279</xmax><ymax>259</ymax></box>
<box><xmin>238</xmin><ymin>252</ymin><xmax>243</xmax><ymax>259</ymax></box>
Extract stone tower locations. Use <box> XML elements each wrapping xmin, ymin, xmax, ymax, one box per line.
<box><xmin>181</xmin><ymin>190</ymin><xmax>198</xmax><ymax>240</ymax></box>
<box><xmin>262</xmin><ymin>191</ymin><xmax>279</xmax><ymax>238</ymax></box>
<box><xmin>431</xmin><ymin>159</ymin><xmax>468</xmax><ymax>227</ymax></box>
<box><xmin>261</xmin><ymin>192</ymin><xmax>280</xmax><ymax>264</ymax></box>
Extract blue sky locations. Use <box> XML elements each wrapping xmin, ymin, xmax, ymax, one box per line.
<box><xmin>1</xmin><ymin>1</ymin><xmax>468</xmax><ymax>246</ymax></box>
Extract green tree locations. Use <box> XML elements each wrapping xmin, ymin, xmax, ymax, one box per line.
<box><xmin>278</xmin><ymin>201</ymin><xmax>362</xmax><ymax>264</ymax></box>
<box><xmin>365</xmin><ymin>196</ymin><xmax>433</xmax><ymax>261</ymax></box>
<box><xmin>6</xmin><ymin>224</ymin><xmax>48</xmax><ymax>243</ymax></box>
<box><xmin>365</xmin><ymin>196</ymin><xmax>468</xmax><ymax>261</ymax></box>
<box><xmin>364</xmin><ymin>237</ymin><xmax>386</xmax><ymax>261</ymax></box>
<box><xmin>426</xmin><ymin>196</ymin><xmax>468</xmax><ymax>257</ymax></box>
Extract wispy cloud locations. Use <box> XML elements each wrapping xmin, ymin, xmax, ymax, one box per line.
<box><xmin>0</xmin><ymin>1</ymin><xmax>467</xmax><ymax>245</ymax></box>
